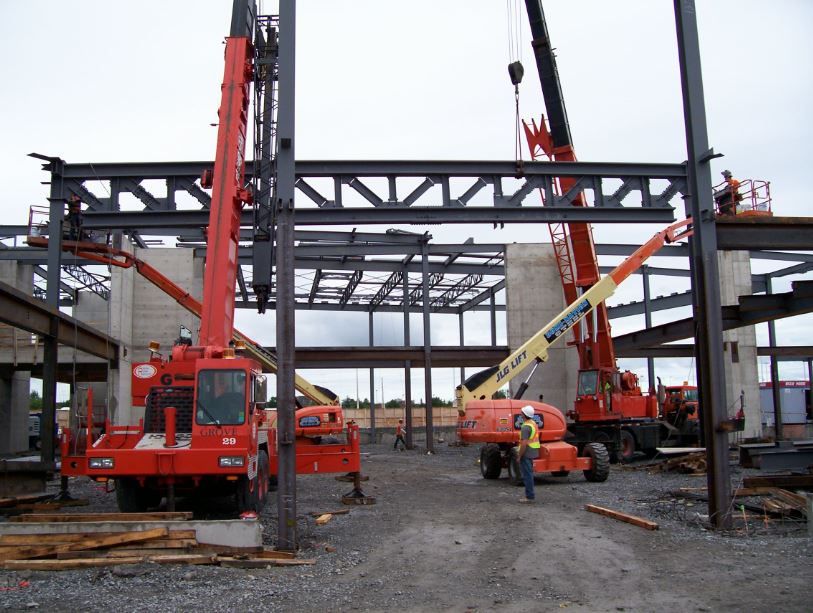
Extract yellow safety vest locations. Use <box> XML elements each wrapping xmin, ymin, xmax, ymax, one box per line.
<box><xmin>523</xmin><ymin>418</ymin><xmax>541</xmax><ymax>449</ymax></box>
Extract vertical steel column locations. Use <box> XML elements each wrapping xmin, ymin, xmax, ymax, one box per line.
<box><xmin>490</xmin><ymin>291</ymin><xmax>497</xmax><ymax>345</ymax></box>
<box><xmin>402</xmin><ymin>272</ymin><xmax>413</xmax><ymax>448</ymax></box>
<box><xmin>766</xmin><ymin>277</ymin><xmax>783</xmax><ymax>440</ymax></box>
<box><xmin>421</xmin><ymin>239</ymin><xmax>434</xmax><ymax>453</ymax></box>
<box><xmin>458</xmin><ymin>311</ymin><xmax>465</xmax><ymax>386</ymax></box>
<box><xmin>674</xmin><ymin>0</ymin><xmax>731</xmax><ymax>529</ymax></box>
<box><xmin>42</xmin><ymin>159</ymin><xmax>65</xmax><ymax>467</ymax></box>
<box><xmin>275</xmin><ymin>0</ymin><xmax>297</xmax><ymax>551</ymax></box>
<box><xmin>368</xmin><ymin>311</ymin><xmax>376</xmax><ymax>438</ymax></box>
<box><xmin>642</xmin><ymin>266</ymin><xmax>656</xmax><ymax>390</ymax></box>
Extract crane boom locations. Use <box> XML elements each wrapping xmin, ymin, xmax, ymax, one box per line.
<box><xmin>198</xmin><ymin>4</ymin><xmax>255</xmax><ymax>349</ymax></box>
<box><xmin>455</xmin><ymin>219</ymin><xmax>692</xmax><ymax>407</ymax></box>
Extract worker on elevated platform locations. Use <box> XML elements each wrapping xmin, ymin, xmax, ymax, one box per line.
<box><xmin>65</xmin><ymin>194</ymin><xmax>83</xmax><ymax>240</ymax></box>
<box><xmin>714</xmin><ymin>170</ymin><xmax>741</xmax><ymax>217</ymax></box>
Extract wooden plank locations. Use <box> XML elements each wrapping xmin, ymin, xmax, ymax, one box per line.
<box><xmin>0</xmin><ymin>493</ymin><xmax>51</xmax><ymax>508</ymax></box>
<box><xmin>0</xmin><ymin>530</ymin><xmax>196</xmax><ymax>547</ymax></box>
<box><xmin>743</xmin><ymin>474</ymin><xmax>813</xmax><ymax>489</ymax></box>
<box><xmin>122</xmin><ymin>539</ymin><xmax>198</xmax><ymax>549</ymax></box>
<box><xmin>585</xmin><ymin>504</ymin><xmax>659</xmax><ymax>531</ymax></box>
<box><xmin>148</xmin><ymin>554</ymin><xmax>218</xmax><ymax>565</ymax></box>
<box><xmin>255</xmin><ymin>547</ymin><xmax>295</xmax><ymax>560</ymax></box>
<box><xmin>218</xmin><ymin>556</ymin><xmax>316</xmax><ymax>569</ymax></box>
<box><xmin>0</xmin><ymin>527</ymin><xmax>169</xmax><ymax>561</ymax></box>
<box><xmin>3</xmin><ymin>556</ymin><xmax>145</xmax><ymax>571</ymax></box>
<box><xmin>309</xmin><ymin>509</ymin><xmax>350</xmax><ymax>518</ymax></box>
<box><xmin>770</xmin><ymin>488</ymin><xmax>808</xmax><ymax>512</ymax></box>
<box><xmin>57</xmin><ymin>548</ymin><xmax>192</xmax><ymax>560</ymax></box>
<box><xmin>8</xmin><ymin>512</ymin><xmax>192</xmax><ymax>523</ymax></box>
<box><xmin>315</xmin><ymin>514</ymin><xmax>332</xmax><ymax>526</ymax></box>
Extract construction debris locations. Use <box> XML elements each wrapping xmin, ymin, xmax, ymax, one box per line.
<box><xmin>648</xmin><ymin>452</ymin><xmax>706</xmax><ymax>475</ymax></box>
<box><xmin>0</xmin><ymin>513</ymin><xmax>315</xmax><ymax>571</ymax></box>
<box><xmin>315</xmin><ymin>514</ymin><xmax>333</xmax><ymax>526</ymax></box>
<box><xmin>585</xmin><ymin>504</ymin><xmax>660</xmax><ymax>531</ymax></box>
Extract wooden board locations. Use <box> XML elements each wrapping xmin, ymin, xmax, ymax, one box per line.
<box><xmin>743</xmin><ymin>474</ymin><xmax>813</xmax><ymax>489</ymax></box>
<box><xmin>3</xmin><ymin>556</ymin><xmax>145</xmax><ymax>571</ymax></box>
<box><xmin>8</xmin><ymin>511</ymin><xmax>193</xmax><ymax>523</ymax></box>
<box><xmin>585</xmin><ymin>504</ymin><xmax>659</xmax><ymax>531</ymax></box>
<box><xmin>0</xmin><ymin>527</ymin><xmax>168</xmax><ymax>561</ymax></box>
<box><xmin>255</xmin><ymin>547</ymin><xmax>295</xmax><ymax>560</ymax></box>
<box><xmin>218</xmin><ymin>556</ymin><xmax>316</xmax><ymax>568</ymax></box>
<box><xmin>57</xmin><ymin>548</ymin><xmax>192</xmax><ymax>560</ymax></box>
<box><xmin>149</xmin><ymin>554</ymin><xmax>217</xmax><ymax>565</ymax></box>
<box><xmin>309</xmin><ymin>509</ymin><xmax>350</xmax><ymax>518</ymax></box>
<box><xmin>0</xmin><ymin>529</ymin><xmax>196</xmax><ymax>547</ymax></box>
<box><xmin>315</xmin><ymin>514</ymin><xmax>332</xmax><ymax>525</ymax></box>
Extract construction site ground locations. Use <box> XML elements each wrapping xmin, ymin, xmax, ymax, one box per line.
<box><xmin>1</xmin><ymin>441</ymin><xmax>811</xmax><ymax>612</ymax></box>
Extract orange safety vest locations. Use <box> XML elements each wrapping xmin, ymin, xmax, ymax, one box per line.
<box><xmin>396</xmin><ymin>423</ymin><xmax>404</xmax><ymax>436</ymax></box>
<box><xmin>523</xmin><ymin>419</ymin><xmax>541</xmax><ymax>449</ymax></box>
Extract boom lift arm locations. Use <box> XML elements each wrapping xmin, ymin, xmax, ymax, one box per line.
<box><xmin>26</xmin><ymin>236</ymin><xmax>339</xmax><ymax>406</ymax></box>
<box><xmin>455</xmin><ymin>219</ymin><xmax>692</xmax><ymax>407</ymax></box>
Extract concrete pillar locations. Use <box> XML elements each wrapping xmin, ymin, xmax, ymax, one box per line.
<box><xmin>505</xmin><ymin>244</ymin><xmax>578</xmax><ymax>413</ymax></box>
<box><xmin>0</xmin><ymin>261</ymin><xmax>33</xmax><ymax>455</ymax></box>
<box><xmin>107</xmin><ymin>247</ymin><xmax>203</xmax><ymax>424</ymax></box>
<box><xmin>717</xmin><ymin>250</ymin><xmax>761</xmax><ymax>439</ymax></box>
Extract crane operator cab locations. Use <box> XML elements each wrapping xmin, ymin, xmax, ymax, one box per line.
<box><xmin>196</xmin><ymin>369</ymin><xmax>247</xmax><ymax>425</ymax></box>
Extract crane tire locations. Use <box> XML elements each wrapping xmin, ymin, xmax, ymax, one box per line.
<box><xmin>583</xmin><ymin>442</ymin><xmax>611</xmax><ymax>483</ymax></box>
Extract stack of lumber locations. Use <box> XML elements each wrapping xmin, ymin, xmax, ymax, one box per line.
<box><xmin>0</xmin><ymin>494</ymin><xmax>89</xmax><ymax>515</ymax></box>
<box><xmin>0</xmin><ymin>512</ymin><xmax>315</xmax><ymax>571</ymax></box>
<box><xmin>675</xmin><ymin>486</ymin><xmax>809</xmax><ymax>518</ymax></box>
<box><xmin>649</xmin><ymin>452</ymin><xmax>707</xmax><ymax>475</ymax></box>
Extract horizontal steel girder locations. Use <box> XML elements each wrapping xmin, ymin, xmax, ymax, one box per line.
<box><xmin>0</xmin><ymin>280</ymin><xmax>118</xmax><ymax>363</ymax></box>
<box><xmin>264</xmin><ymin>345</ymin><xmax>509</xmax><ymax>369</ymax></box>
<box><xmin>716</xmin><ymin>217</ymin><xmax>813</xmax><ymax>251</ymax></box>
<box><xmin>613</xmin><ymin>281</ymin><xmax>813</xmax><ymax>351</ymax></box>
<box><xmin>615</xmin><ymin>345</ymin><xmax>813</xmax><ymax>360</ymax></box>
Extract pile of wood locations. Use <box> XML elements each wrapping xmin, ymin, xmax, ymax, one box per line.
<box><xmin>649</xmin><ymin>451</ymin><xmax>707</xmax><ymax>475</ymax></box>
<box><xmin>0</xmin><ymin>512</ymin><xmax>315</xmax><ymax>571</ymax></box>
<box><xmin>0</xmin><ymin>494</ymin><xmax>89</xmax><ymax>515</ymax></box>
<box><xmin>675</xmin><ymin>486</ymin><xmax>809</xmax><ymax>519</ymax></box>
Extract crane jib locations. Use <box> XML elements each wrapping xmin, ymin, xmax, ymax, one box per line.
<box><xmin>544</xmin><ymin>298</ymin><xmax>590</xmax><ymax>343</ymax></box>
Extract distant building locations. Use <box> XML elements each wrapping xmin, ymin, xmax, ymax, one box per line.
<box><xmin>759</xmin><ymin>381</ymin><xmax>811</xmax><ymax>425</ymax></box>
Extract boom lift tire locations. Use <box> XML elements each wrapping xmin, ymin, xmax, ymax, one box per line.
<box><xmin>115</xmin><ymin>478</ymin><xmax>158</xmax><ymax>513</ymax></box>
<box><xmin>507</xmin><ymin>448</ymin><xmax>523</xmax><ymax>486</ymax></box>
<box><xmin>480</xmin><ymin>444</ymin><xmax>503</xmax><ymax>479</ymax></box>
<box><xmin>619</xmin><ymin>430</ymin><xmax>636</xmax><ymax>464</ymax></box>
<box><xmin>582</xmin><ymin>442</ymin><xmax>610</xmax><ymax>483</ymax></box>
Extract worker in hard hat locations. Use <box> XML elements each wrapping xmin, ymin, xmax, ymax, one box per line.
<box><xmin>713</xmin><ymin>170</ymin><xmax>741</xmax><ymax>217</ymax></box>
<box><xmin>516</xmin><ymin>405</ymin><xmax>542</xmax><ymax>503</ymax></box>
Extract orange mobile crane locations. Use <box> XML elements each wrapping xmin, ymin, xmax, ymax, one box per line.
<box><xmin>40</xmin><ymin>0</ymin><xmax>365</xmax><ymax>514</ymax></box>
<box><xmin>516</xmin><ymin>0</ymin><xmax>700</xmax><ymax>460</ymax></box>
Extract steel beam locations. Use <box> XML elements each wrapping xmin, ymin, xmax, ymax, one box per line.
<box><xmin>716</xmin><ymin>217</ymin><xmax>813</xmax><ymax>251</ymax></box>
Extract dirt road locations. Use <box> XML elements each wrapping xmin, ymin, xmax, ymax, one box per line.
<box><xmin>0</xmin><ymin>443</ymin><xmax>810</xmax><ymax>612</ymax></box>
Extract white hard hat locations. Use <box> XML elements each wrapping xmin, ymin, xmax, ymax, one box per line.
<box><xmin>521</xmin><ymin>405</ymin><xmax>535</xmax><ymax>418</ymax></box>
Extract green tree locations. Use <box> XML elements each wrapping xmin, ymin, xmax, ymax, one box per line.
<box><xmin>384</xmin><ymin>398</ymin><xmax>402</xmax><ymax>409</ymax></box>
<box><xmin>29</xmin><ymin>390</ymin><xmax>42</xmax><ymax>411</ymax></box>
<box><xmin>268</xmin><ymin>396</ymin><xmax>277</xmax><ymax>408</ymax></box>
<box><xmin>431</xmin><ymin>396</ymin><xmax>446</xmax><ymax>407</ymax></box>
<box><xmin>341</xmin><ymin>397</ymin><xmax>356</xmax><ymax>409</ymax></box>
<box><xmin>493</xmin><ymin>389</ymin><xmax>508</xmax><ymax>399</ymax></box>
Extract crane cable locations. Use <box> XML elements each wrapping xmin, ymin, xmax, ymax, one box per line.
<box><xmin>506</xmin><ymin>0</ymin><xmax>525</xmax><ymax>173</ymax></box>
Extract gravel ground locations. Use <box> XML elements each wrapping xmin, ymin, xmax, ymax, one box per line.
<box><xmin>1</xmin><ymin>442</ymin><xmax>811</xmax><ymax>612</ymax></box>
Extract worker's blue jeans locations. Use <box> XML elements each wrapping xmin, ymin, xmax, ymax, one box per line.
<box><xmin>520</xmin><ymin>455</ymin><xmax>535</xmax><ymax>500</ymax></box>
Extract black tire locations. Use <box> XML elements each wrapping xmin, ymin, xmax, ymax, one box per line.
<box><xmin>551</xmin><ymin>470</ymin><xmax>570</xmax><ymax>477</ymax></box>
<box><xmin>268</xmin><ymin>473</ymin><xmax>278</xmax><ymax>492</ymax></box>
<box><xmin>480</xmin><ymin>444</ymin><xmax>502</xmax><ymax>479</ymax></box>
<box><xmin>506</xmin><ymin>448</ymin><xmax>523</xmax><ymax>486</ymax></box>
<box><xmin>116</xmin><ymin>478</ymin><xmax>149</xmax><ymax>513</ymax></box>
<box><xmin>619</xmin><ymin>430</ymin><xmax>636</xmax><ymax>464</ymax></box>
<box><xmin>583</xmin><ymin>442</ymin><xmax>610</xmax><ymax>483</ymax></box>
<box><xmin>256</xmin><ymin>449</ymin><xmax>270</xmax><ymax>511</ymax></box>
<box><xmin>236</xmin><ymin>452</ymin><xmax>268</xmax><ymax>514</ymax></box>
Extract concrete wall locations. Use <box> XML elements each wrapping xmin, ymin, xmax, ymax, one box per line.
<box><xmin>0</xmin><ymin>262</ymin><xmax>33</xmax><ymax>454</ymax></box>
<box><xmin>717</xmin><ymin>250</ymin><xmax>761</xmax><ymax>439</ymax></box>
<box><xmin>504</xmin><ymin>244</ymin><xmax>578</xmax><ymax>414</ymax></box>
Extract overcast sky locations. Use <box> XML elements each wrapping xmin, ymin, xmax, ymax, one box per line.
<box><xmin>1</xmin><ymin>1</ymin><xmax>811</xmax><ymax>403</ymax></box>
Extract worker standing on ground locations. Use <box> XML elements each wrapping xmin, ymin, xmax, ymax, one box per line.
<box><xmin>517</xmin><ymin>405</ymin><xmax>541</xmax><ymax>503</ymax></box>
<box><xmin>394</xmin><ymin>419</ymin><xmax>406</xmax><ymax>451</ymax></box>
<box><xmin>714</xmin><ymin>170</ymin><xmax>741</xmax><ymax>216</ymax></box>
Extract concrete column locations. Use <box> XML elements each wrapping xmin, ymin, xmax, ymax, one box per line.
<box><xmin>505</xmin><ymin>244</ymin><xmax>577</xmax><ymax>411</ymax></box>
<box><xmin>717</xmin><ymin>250</ymin><xmax>761</xmax><ymax>440</ymax></box>
<box><xmin>0</xmin><ymin>261</ymin><xmax>33</xmax><ymax>454</ymax></box>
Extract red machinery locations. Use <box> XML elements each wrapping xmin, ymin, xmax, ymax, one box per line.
<box><xmin>48</xmin><ymin>1</ymin><xmax>364</xmax><ymax>514</ymax></box>
<box><xmin>517</xmin><ymin>0</ymin><xmax>695</xmax><ymax>459</ymax></box>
